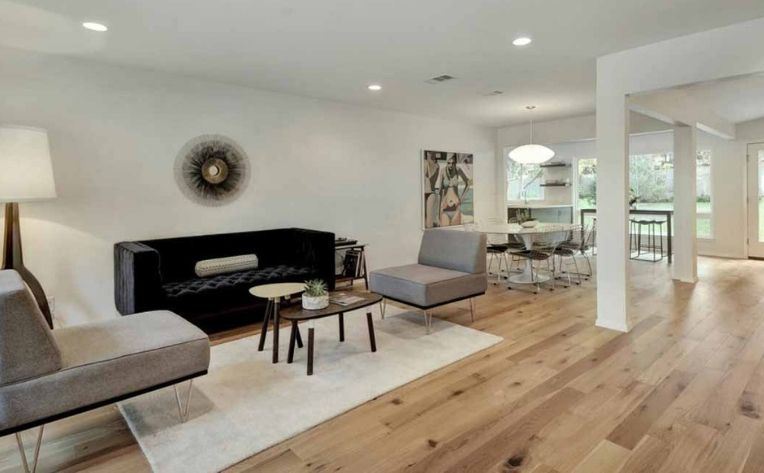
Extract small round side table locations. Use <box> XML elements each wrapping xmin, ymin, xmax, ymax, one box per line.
<box><xmin>249</xmin><ymin>282</ymin><xmax>305</xmax><ymax>363</ymax></box>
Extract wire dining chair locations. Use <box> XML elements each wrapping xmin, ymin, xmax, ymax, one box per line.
<box><xmin>510</xmin><ymin>227</ymin><xmax>570</xmax><ymax>293</ymax></box>
<box><xmin>556</xmin><ymin>222</ymin><xmax>597</xmax><ymax>284</ymax></box>
<box><xmin>482</xmin><ymin>217</ymin><xmax>524</xmax><ymax>284</ymax></box>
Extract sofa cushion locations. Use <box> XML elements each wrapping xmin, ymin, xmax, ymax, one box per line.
<box><xmin>369</xmin><ymin>263</ymin><xmax>486</xmax><ymax>308</ymax></box>
<box><xmin>163</xmin><ymin>265</ymin><xmax>313</xmax><ymax>300</ymax></box>
<box><xmin>195</xmin><ymin>254</ymin><xmax>259</xmax><ymax>277</ymax></box>
<box><xmin>0</xmin><ymin>310</ymin><xmax>209</xmax><ymax>432</ymax></box>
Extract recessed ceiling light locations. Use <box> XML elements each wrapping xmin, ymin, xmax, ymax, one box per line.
<box><xmin>512</xmin><ymin>37</ymin><xmax>532</xmax><ymax>46</ymax></box>
<box><xmin>368</xmin><ymin>84</ymin><xmax>382</xmax><ymax>91</ymax></box>
<box><xmin>82</xmin><ymin>22</ymin><xmax>108</xmax><ymax>32</ymax></box>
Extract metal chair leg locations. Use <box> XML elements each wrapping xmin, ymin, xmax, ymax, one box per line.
<box><xmin>547</xmin><ymin>258</ymin><xmax>556</xmax><ymax>291</ymax></box>
<box><xmin>174</xmin><ymin>379</ymin><xmax>194</xmax><ymax>423</ymax></box>
<box><xmin>584</xmin><ymin>253</ymin><xmax>593</xmax><ymax>279</ymax></box>
<box><xmin>15</xmin><ymin>425</ymin><xmax>44</xmax><ymax>473</ymax></box>
<box><xmin>533</xmin><ymin>261</ymin><xmax>541</xmax><ymax>294</ymax></box>
<box><xmin>380</xmin><ymin>298</ymin><xmax>386</xmax><ymax>319</ymax></box>
<box><xmin>572</xmin><ymin>255</ymin><xmax>582</xmax><ymax>285</ymax></box>
<box><xmin>563</xmin><ymin>255</ymin><xmax>572</xmax><ymax>287</ymax></box>
<box><xmin>423</xmin><ymin>310</ymin><xmax>432</xmax><ymax>334</ymax></box>
<box><xmin>469</xmin><ymin>298</ymin><xmax>475</xmax><ymax>323</ymax></box>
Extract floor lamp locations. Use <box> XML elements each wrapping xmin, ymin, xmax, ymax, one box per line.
<box><xmin>0</xmin><ymin>125</ymin><xmax>57</xmax><ymax>328</ymax></box>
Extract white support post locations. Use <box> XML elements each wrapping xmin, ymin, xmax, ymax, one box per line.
<box><xmin>595</xmin><ymin>77</ymin><xmax>632</xmax><ymax>332</ymax></box>
<box><xmin>672</xmin><ymin>125</ymin><xmax>698</xmax><ymax>283</ymax></box>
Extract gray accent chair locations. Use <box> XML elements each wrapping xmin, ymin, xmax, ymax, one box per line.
<box><xmin>0</xmin><ymin>270</ymin><xmax>210</xmax><ymax>473</ymax></box>
<box><xmin>369</xmin><ymin>229</ymin><xmax>487</xmax><ymax>332</ymax></box>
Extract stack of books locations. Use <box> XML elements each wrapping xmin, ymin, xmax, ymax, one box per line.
<box><xmin>342</xmin><ymin>249</ymin><xmax>365</xmax><ymax>278</ymax></box>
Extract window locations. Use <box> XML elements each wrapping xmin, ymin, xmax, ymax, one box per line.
<box><xmin>577</xmin><ymin>158</ymin><xmax>597</xmax><ymax>209</ymax></box>
<box><xmin>572</xmin><ymin>141</ymin><xmax>712</xmax><ymax>239</ymax></box>
<box><xmin>629</xmin><ymin>152</ymin><xmax>674</xmax><ymax>211</ymax></box>
<box><xmin>696</xmin><ymin>150</ymin><xmax>712</xmax><ymax>239</ymax></box>
<box><xmin>506</xmin><ymin>158</ymin><xmax>543</xmax><ymax>201</ymax></box>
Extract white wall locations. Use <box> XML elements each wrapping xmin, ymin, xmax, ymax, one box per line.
<box><xmin>737</xmin><ymin>117</ymin><xmax>764</xmax><ymax>143</ymax></box>
<box><xmin>697</xmin><ymin>132</ymin><xmax>747</xmax><ymax>258</ymax></box>
<box><xmin>496</xmin><ymin>112</ymin><xmax>670</xmax><ymax>148</ymax></box>
<box><xmin>0</xmin><ymin>46</ymin><xmax>497</xmax><ymax>326</ymax></box>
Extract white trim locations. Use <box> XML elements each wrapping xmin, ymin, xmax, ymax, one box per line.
<box><xmin>595</xmin><ymin>317</ymin><xmax>630</xmax><ymax>333</ymax></box>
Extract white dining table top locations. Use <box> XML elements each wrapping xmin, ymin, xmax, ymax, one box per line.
<box><xmin>472</xmin><ymin>222</ymin><xmax>577</xmax><ymax>235</ymax></box>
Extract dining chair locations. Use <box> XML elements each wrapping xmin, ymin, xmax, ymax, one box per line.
<box><xmin>553</xmin><ymin>224</ymin><xmax>588</xmax><ymax>285</ymax></box>
<box><xmin>510</xmin><ymin>229</ymin><xmax>569</xmax><ymax>293</ymax></box>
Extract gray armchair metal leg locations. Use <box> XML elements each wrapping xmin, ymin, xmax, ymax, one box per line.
<box><xmin>469</xmin><ymin>298</ymin><xmax>475</xmax><ymax>323</ymax></box>
<box><xmin>423</xmin><ymin>310</ymin><xmax>432</xmax><ymax>334</ymax></box>
<box><xmin>15</xmin><ymin>425</ymin><xmax>44</xmax><ymax>473</ymax></box>
<box><xmin>380</xmin><ymin>298</ymin><xmax>386</xmax><ymax>319</ymax></box>
<box><xmin>174</xmin><ymin>379</ymin><xmax>194</xmax><ymax>423</ymax></box>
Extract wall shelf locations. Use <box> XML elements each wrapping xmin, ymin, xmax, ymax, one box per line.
<box><xmin>539</xmin><ymin>162</ymin><xmax>570</xmax><ymax>168</ymax></box>
<box><xmin>540</xmin><ymin>182</ymin><xmax>571</xmax><ymax>187</ymax></box>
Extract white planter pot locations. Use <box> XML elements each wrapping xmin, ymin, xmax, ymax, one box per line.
<box><xmin>302</xmin><ymin>294</ymin><xmax>329</xmax><ymax>310</ymax></box>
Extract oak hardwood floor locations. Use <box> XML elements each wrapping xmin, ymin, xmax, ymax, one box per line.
<box><xmin>4</xmin><ymin>257</ymin><xmax>764</xmax><ymax>472</ymax></box>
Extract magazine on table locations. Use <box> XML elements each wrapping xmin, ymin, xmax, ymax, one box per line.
<box><xmin>330</xmin><ymin>292</ymin><xmax>365</xmax><ymax>306</ymax></box>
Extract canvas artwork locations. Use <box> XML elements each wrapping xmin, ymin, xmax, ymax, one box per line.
<box><xmin>422</xmin><ymin>150</ymin><xmax>474</xmax><ymax>228</ymax></box>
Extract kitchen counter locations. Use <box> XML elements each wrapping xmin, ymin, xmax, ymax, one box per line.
<box><xmin>507</xmin><ymin>204</ymin><xmax>574</xmax><ymax>224</ymax></box>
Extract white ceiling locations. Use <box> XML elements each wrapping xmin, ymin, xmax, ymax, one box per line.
<box><xmin>2</xmin><ymin>0</ymin><xmax>764</xmax><ymax>127</ymax></box>
<box><xmin>679</xmin><ymin>74</ymin><xmax>764</xmax><ymax>124</ymax></box>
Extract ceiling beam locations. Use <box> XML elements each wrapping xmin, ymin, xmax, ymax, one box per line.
<box><xmin>627</xmin><ymin>89</ymin><xmax>735</xmax><ymax>140</ymax></box>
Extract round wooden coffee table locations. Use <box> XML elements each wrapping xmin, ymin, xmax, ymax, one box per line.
<box><xmin>250</xmin><ymin>282</ymin><xmax>306</xmax><ymax>363</ymax></box>
<box><xmin>280</xmin><ymin>292</ymin><xmax>383</xmax><ymax>375</ymax></box>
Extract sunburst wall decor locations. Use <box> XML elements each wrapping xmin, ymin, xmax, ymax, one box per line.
<box><xmin>174</xmin><ymin>135</ymin><xmax>250</xmax><ymax>206</ymax></box>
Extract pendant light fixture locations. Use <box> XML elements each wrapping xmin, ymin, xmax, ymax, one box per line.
<box><xmin>508</xmin><ymin>106</ymin><xmax>555</xmax><ymax>164</ymax></box>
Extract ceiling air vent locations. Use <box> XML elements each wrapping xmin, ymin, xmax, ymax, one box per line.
<box><xmin>425</xmin><ymin>74</ymin><xmax>455</xmax><ymax>84</ymax></box>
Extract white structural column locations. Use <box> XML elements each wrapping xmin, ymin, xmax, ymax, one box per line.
<box><xmin>593</xmin><ymin>16</ymin><xmax>764</xmax><ymax>333</ymax></box>
<box><xmin>672</xmin><ymin>125</ymin><xmax>698</xmax><ymax>282</ymax></box>
<box><xmin>594</xmin><ymin>69</ymin><xmax>632</xmax><ymax>332</ymax></box>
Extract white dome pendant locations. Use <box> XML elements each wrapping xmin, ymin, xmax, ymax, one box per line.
<box><xmin>508</xmin><ymin>106</ymin><xmax>555</xmax><ymax>164</ymax></box>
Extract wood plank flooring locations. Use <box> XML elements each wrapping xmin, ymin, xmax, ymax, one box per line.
<box><xmin>3</xmin><ymin>257</ymin><xmax>764</xmax><ymax>472</ymax></box>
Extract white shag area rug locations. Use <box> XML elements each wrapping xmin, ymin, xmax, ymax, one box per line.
<box><xmin>119</xmin><ymin>305</ymin><xmax>502</xmax><ymax>473</ymax></box>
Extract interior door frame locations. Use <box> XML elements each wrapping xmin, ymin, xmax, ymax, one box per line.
<box><xmin>747</xmin><ymin>142</ymin><xmax>764</xmax><ymax>258</ymax></box>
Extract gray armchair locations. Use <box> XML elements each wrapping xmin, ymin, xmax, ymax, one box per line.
<box><xmin>369</xmin><ymin>229</ymin><xmax>487</xmax><ymax>332</ymax></box>
<box><xmin>0</xmin><ymin>270</ymin><xmax>210</xmax><ymax>472</ymax></box>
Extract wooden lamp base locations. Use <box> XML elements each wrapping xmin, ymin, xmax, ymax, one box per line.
<box><xmin>2</xmin><ymin>202</ymin><xmax>53</xmax><ymax>328</ymax></box>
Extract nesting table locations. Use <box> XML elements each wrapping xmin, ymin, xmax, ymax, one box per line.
<box><xmin>250</xmin><ymin>282</ymin><xmax>306</xmax><ymax>363</ymax></box>
<box><xmin>280</xmin><ymin>292</ymin><xmax>382</xmax><ymax>375</ymax></box>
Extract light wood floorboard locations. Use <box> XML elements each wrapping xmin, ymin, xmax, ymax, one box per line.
<box><xmin>3</xmin><ymin>257</ymin><xmax>764</xmax><ymax>472</ymax></box>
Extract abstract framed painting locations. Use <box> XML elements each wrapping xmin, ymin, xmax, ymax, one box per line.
<box><xmin>422</xmin><ymin>150</ymin><xmax>474</xmax><ymax>228</ymax></box>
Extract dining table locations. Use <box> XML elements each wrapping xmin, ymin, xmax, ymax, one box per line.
<box><xmin>472</xmin><ymin>222</ymin><xmax>578</xmax><ymax>284</ymax></box>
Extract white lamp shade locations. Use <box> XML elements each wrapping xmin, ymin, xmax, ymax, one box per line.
<box><xmin>0</xmin><ymin>126</ymin><xmax>57</xmax><ymax>202</ymax></box>
<box><xmin>508</xmin><ymin>144</ymin><xmax>555</xmax><ymax>164</ymax></box>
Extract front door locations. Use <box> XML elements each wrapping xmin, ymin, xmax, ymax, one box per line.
<box><xmin>747</xmin><ymin>143</ymin><xmax>764</xmax><ymax>258</ymax></box>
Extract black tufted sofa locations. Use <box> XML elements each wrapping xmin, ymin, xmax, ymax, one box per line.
<box><xmin>114</xmin><ymin>228</ymin><xmax>335</xmax><ymax>331</ymax></box>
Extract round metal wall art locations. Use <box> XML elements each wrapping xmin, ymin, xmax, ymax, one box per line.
<box><xmin>174</xmin><ymin>134</ymin><xmax>250</xmax><ymax>206</ymax></box>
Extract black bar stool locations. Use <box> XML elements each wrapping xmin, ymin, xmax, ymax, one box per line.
<box><xmin>630</xmin><ymin>219</ymin><xmax>664</xmax><ymax>262</ymax></box>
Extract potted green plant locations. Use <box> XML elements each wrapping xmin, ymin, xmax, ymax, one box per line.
<box><xmin>302</xmin><ymin>279</ymin><xmax>329</xmax><ymax>310</ymax></box>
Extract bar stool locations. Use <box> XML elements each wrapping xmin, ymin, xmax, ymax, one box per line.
<box><xmin>630</xmin><ymin>219</ymin><xmax>664</xmax><ymax>262</ymax></box>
